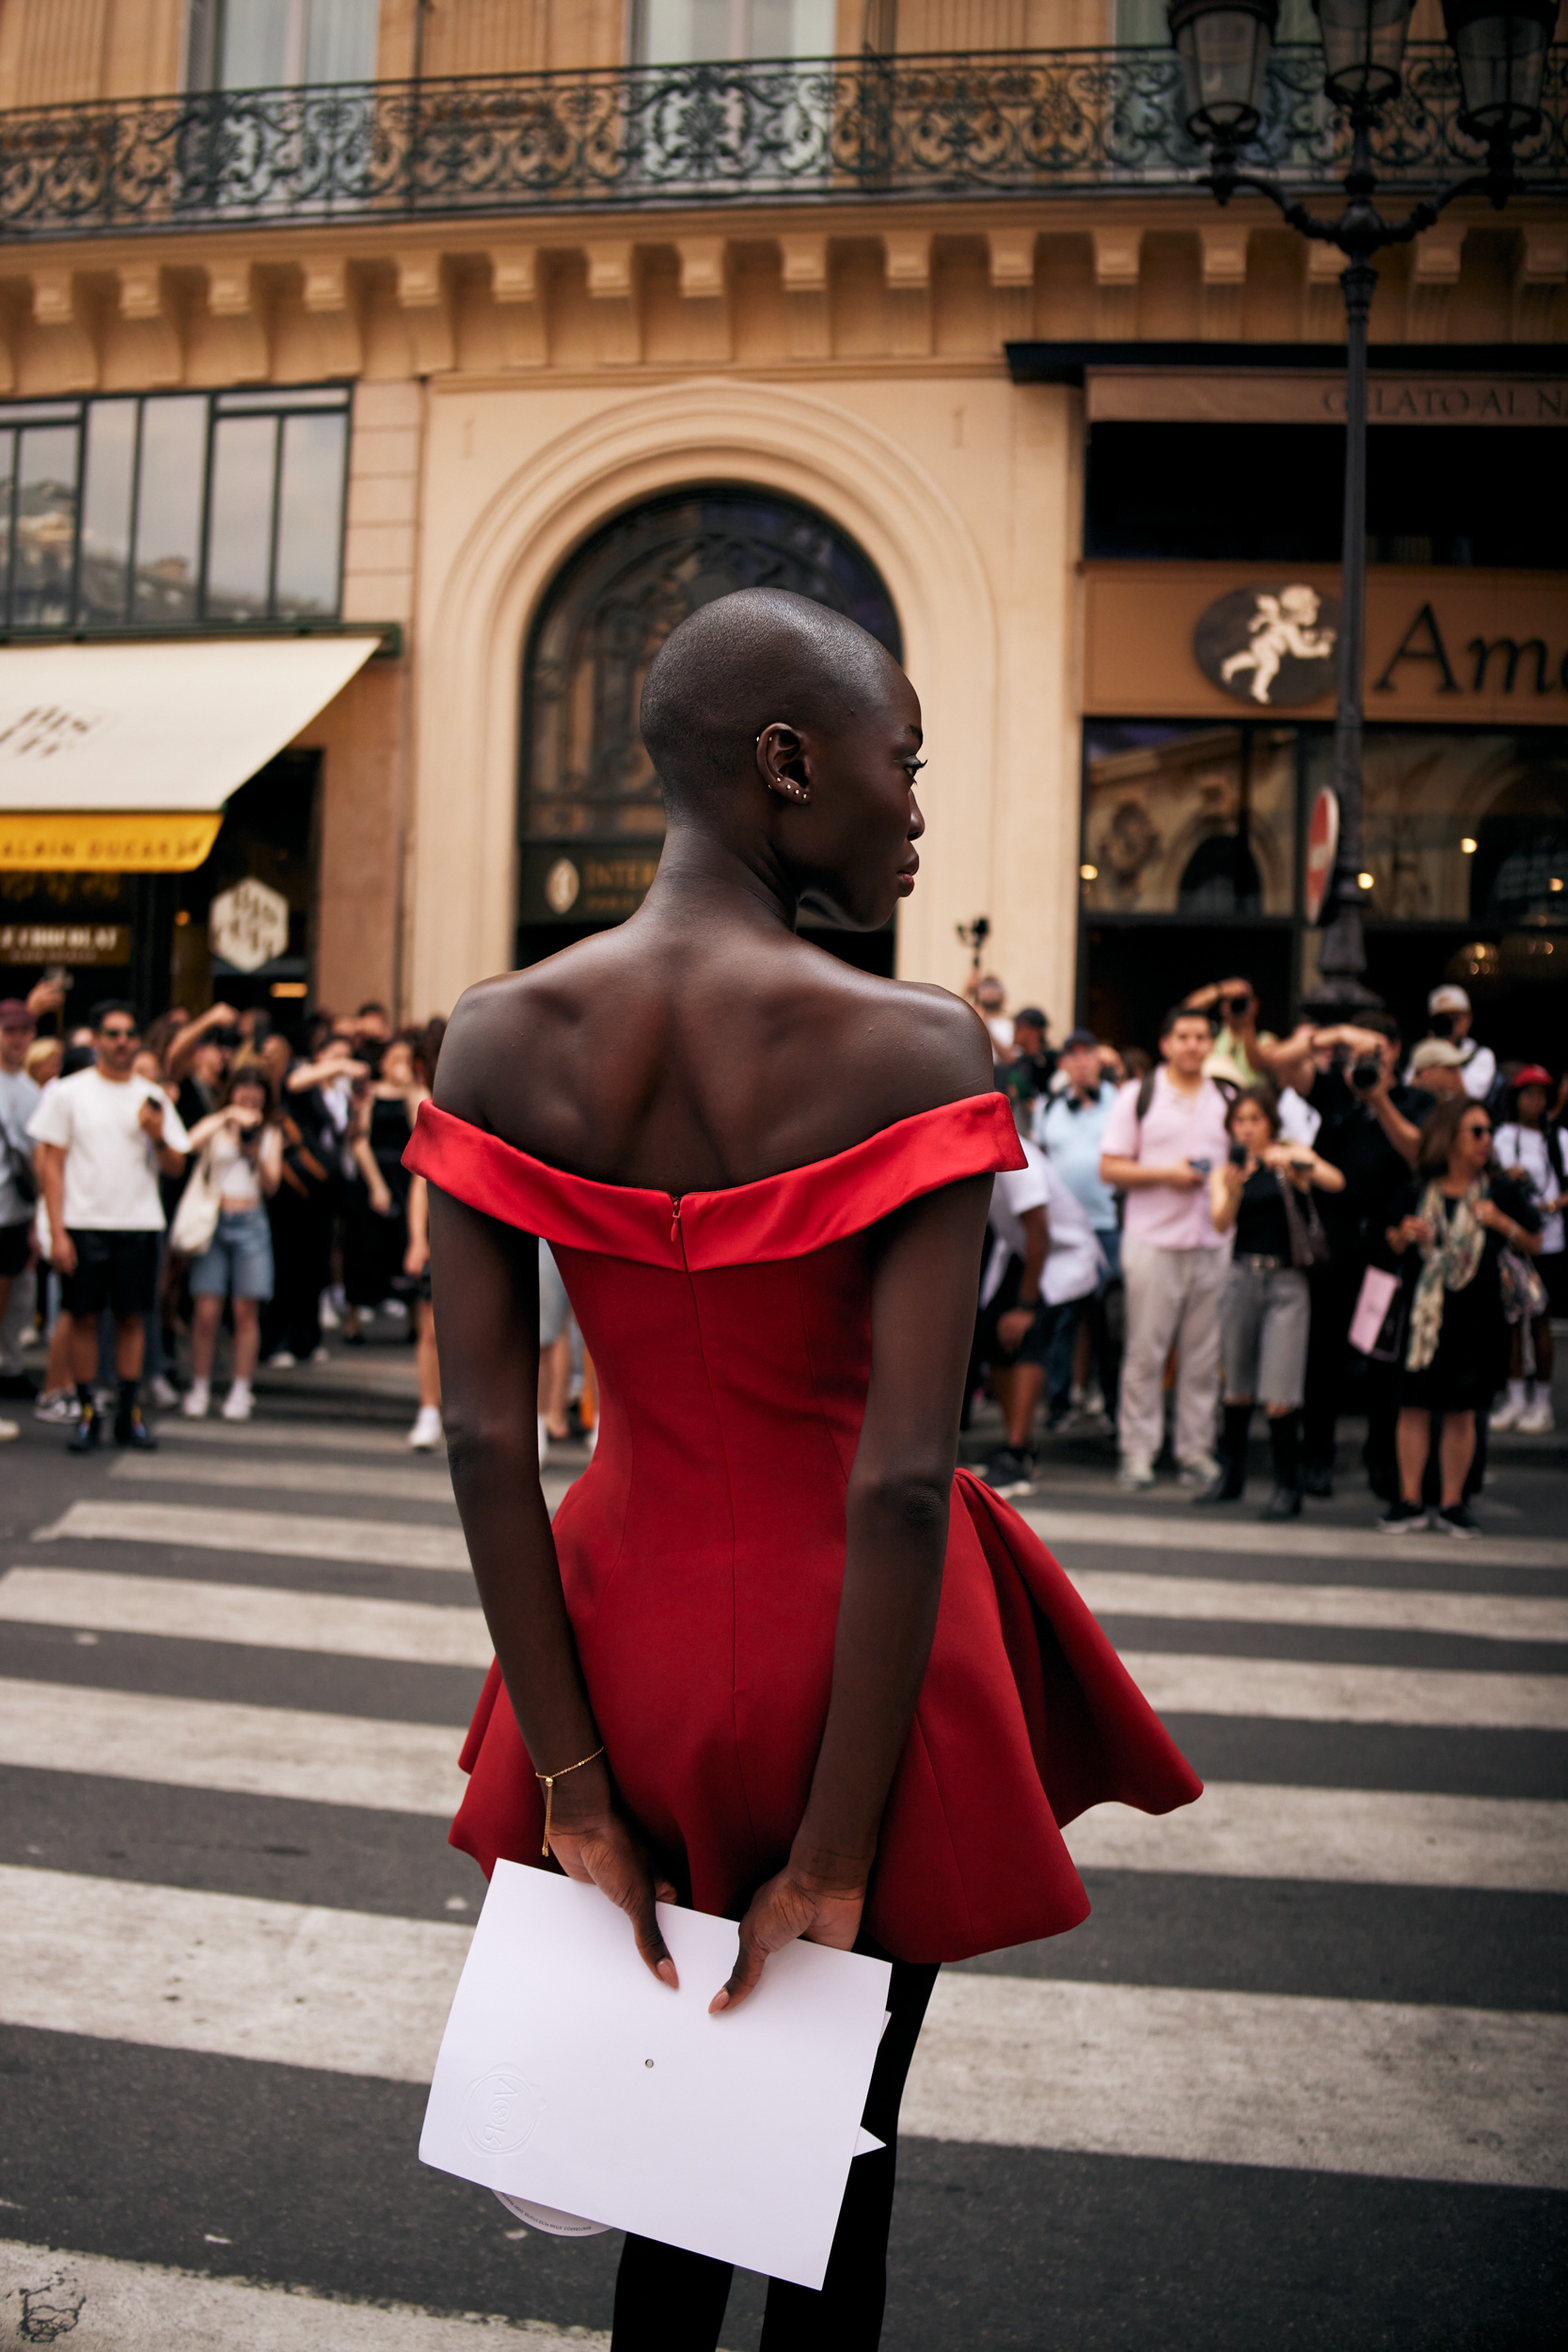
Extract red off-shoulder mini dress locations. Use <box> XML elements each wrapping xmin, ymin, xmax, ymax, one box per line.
<box><xmin>405</xmin><ymin>1089</ymin><xmax>1200</xmax><ymax>1966</ymax></box>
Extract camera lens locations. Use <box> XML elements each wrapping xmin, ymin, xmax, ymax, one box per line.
<box><xmin>1351</xmin><ymin>1056</ymin><xmax>1382</xmax><ymax>1090</ymax></box>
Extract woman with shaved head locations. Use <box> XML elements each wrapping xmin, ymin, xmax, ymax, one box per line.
<box><xmin>409</xmin><ymin>587</ymin><xmax>1198</xmax><ymax>2346</ymax></box>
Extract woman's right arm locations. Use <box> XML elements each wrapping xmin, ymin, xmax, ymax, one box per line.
<box><xmin>429</xmin><ymin>1184</ymin><xmax>678</xmax><ymax>1989</ymax></box>
<box><xmin>1209</xmin><ymin>1160</ymin><xmax>1243</xmax><ymax>1232</ymax></box>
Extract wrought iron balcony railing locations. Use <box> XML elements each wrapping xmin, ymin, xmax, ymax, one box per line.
<box><xmin>0</xmin><ymin>45</ymin><xmax>1562</xmax><ymax>239</ymax></box>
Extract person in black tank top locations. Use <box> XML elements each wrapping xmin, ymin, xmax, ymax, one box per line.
<box><xmin>1200</xmin><ymin>1087</ymin><xmax>1344</xmax><ymax>1518</ymax></box>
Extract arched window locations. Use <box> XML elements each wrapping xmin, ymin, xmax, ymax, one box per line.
<box><xmin>517</xmin><ymin>485</ymin><xmax>901</xmax><ymax>968</ymax></box>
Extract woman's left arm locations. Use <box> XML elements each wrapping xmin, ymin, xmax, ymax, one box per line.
<box><xmin>1479</xmin><ymin>1187</ymin><xmax>1543</xmax><ymax>1256</ymax></box>
<box><xmin>713</xmin><ymin>1168</ymin><xmax>992</xmax><ymax>2011</ymax></box>
<box><xmin>257</xmin><ymin>1124</ymin><xmax>283</xmax><ymax>1197</ymax></box>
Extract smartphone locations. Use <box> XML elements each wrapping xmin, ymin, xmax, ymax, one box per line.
<box><xmin>1189</xmin><ymin>1157</ymin><xmax>1212</xmax><ymax>1176</ymax></box>
<box><xmin>1227</xmin><ymin>1141</ymin><xmax>1248</xmax><ymax>1169</ymax></box>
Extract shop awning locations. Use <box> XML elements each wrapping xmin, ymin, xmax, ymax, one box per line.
<box><xmin>0</xmin><ymin>634</ymin><xmax>382</xmax><ymax>871</ymax></box>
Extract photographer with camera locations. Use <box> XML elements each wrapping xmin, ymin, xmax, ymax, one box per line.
<box><xmin>1275</xmin><ymin>1014</ymin><xmax>1433</xmax><ymax>1499</ymax></box>
<box><xmin>1406</xmin><ymin>985</ymin><xmax>1495</xmax><ymax>1104</ymax></box>
<box><xmin>1198</xmin><ymin>1086</ymin><xmax>1344</xmax><ymax>1519</ymax></box>
<box><xmin>1182</xmin><ymin>977</ymin><xmax>1290</xmax><ymax>1091</ymax></box>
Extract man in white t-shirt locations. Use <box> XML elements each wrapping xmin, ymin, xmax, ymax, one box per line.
<box><xmin>27</xmin><ymin>999</ymin><xmax>188</xmax><ymax>1453</ymax></box>
<box><xmin>1100</xmin><ymin>1006</ymin><xmax>1232</xmax><ymax>1491</ymax></box>
<box><xmin>976</xmin><ymin>1120</ymin><xmax>1105</xmax><ymax>1495</ymax></box>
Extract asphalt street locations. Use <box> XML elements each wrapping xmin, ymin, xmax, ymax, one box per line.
<box><xmin>1</xmin><ymin>1370</ymin><xmax>1564</xmax><ymax>2350</ymax></box>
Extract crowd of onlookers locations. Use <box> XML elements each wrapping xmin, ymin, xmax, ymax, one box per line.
<box><xmin>964</xmin><ymin>973</ymin><xmax>1565</xmax><ymax>1538</ymax></box>
<box><xmin>2</xmin><ymin>968</ymin><xmax>1561</xmax><ymax>1537</ymax></box>
<box><xmin>0</xmin><ymin>987</ymin><xmax>446</xmax><ymax>1454</ymax></box>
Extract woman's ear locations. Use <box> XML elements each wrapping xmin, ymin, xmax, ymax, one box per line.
<box><xmin>756</xmin><ymin>723</ymin><xmax>810</xmax><ymax>805</ymax></box>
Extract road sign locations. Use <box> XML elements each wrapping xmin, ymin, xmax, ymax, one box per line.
<box><xmin>209</xmin><ymin>877</ymin><xmax>289</xmax><ymax>974</ymax></box>
<box><xmin>1305</xmin><ymin>787</ymin><xmax>1339</xmax><ymax>926</ymax></box>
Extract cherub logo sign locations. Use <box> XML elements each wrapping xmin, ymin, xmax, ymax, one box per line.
<box><xmin>1195</xmin><ymin>583</ymin><xmax>1341</xmax><ymax>707</ymax></box>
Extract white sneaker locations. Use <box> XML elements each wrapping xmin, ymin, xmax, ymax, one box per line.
<box><xmin>1117</xmin><ymin>1455</ymin><xmax>1155</xmax><ymax>1491</ymax></box>
<box><xmin>383</xmin><ymin>1298</ymin><xmax>408</xmax><ymax>1321</ymax></box>
<box><xmin>309</xmin><ymin>1345</ymin><xmax>332</xmax><ymax>1365</ymax></box>
<box><xmin>408</xmin><ymin>1405</ymin><xmax>442</xmax><ymax>1450</ymax></box>
<box><xmin>0</xmin><ymin>1416</ymin><xmax>18</xmax><ymax>1442</ymax></box>
<box><xmin>319</xmin><ymin>1295</ymin><xmax>341</xmax><ymax>1331</ymax></box>
<box><xmin>1178</xmin><ymin>1454</ymin><xmax>1220</xmax><ymax>1489</ymax></box>
<box><xmin>1516</xmin><ymin>1399</ymin><xmax>1555</xmax><ymax>1434</ymax></box>
<box><xmin>182</xmin><ymin>1378</ymin><xmax>211</xmax><ymax>1419</ymax></box>
<box><xmin>34</xmin><ymin>1390</ymin><xmax>79</xmax><ymax>1424</ymax></box>
<box><xmin>148</xmin><ymin>1375</ymin><xmax>181</xmax><ymax>1410</ymax></box>
<box><xmin>1488</xmin><ymin>1394</ymin><xmax>1523</xmax><ymax>1431</ymax></box>
<box><xmin>264</xmin><ymin>1350</ymin><xmax>297</xmax><ymax>1370</ymax></box>
<box><xmin>220</xmin><ymin>1380</ymin><xmax>254</xmax><ymax>1422</ymax></box>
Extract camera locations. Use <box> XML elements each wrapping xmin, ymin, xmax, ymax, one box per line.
<box><xmin>1430</xmin><ymin>1010</ymin><xmax>1455</xmax><ymax>1041</ymax></box>
<box><xmin>1224</xmin><ymin>993</ymin><xmax>1251</xmax><ymax>1022</ymax></box>
<box><xmin>1350</xmin><ymin>1055</ymin><xmax>1383</xmax><ymax>1092</ymax></box>
<box><xmin>1228</xmin><ymin>1141</ymin><xmax>1249</xmax><ymax>1169</ymax></box>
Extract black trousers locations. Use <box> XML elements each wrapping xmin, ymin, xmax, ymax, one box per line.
<box><xmin>610</xmin><ymin>1955</ymin><xmax>939</xmax><ymax>2352</ymax></box>
<box><xmin>261</xmin><ymin>1185</ymin><xmax>332</xmax><ymax>1361</ymax></box>
<box><xmin>1302</xmin><ymin>1253</ymin><xmax>1400</xmax><ymax>1492</ymax></box>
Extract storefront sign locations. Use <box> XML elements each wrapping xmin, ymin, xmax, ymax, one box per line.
<box><xmin>210</xmin><ymin>877</ymin><xmax>289</xmax><ymax>974</ymax></box>
<box><xmin>1086</xmin><ymin>372</ymin><xmax>1568</xmax><ymax>426</ymax></box>
<box><xmin>0</xmin><ymin>921</ymin><xmax>130</xmax><ymax>965</ymax></box>
<box><xmin>1194</xmin><ymin>584</ymin><xmax>1341</xmax><ymax>707</ymax></box>
<box><xmin>1085</xmin><ymin>564</ymin><xmax>1568</xmax><ymax>724</ymax></box>
<box><xmin>0</xmin><ymin>811</ymin><xmax>224</xmax><ymax>871</ymax></box>
<box><xmin>521</xmin><ymin>845</ymin><xmax>663</xmax><ymax>924</ymax></box>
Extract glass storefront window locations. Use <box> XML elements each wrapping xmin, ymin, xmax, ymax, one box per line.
<box><xmin>135</xmin><ymin>396</ymin><xmax>208</xmax><ymax>625</ymax></box>
<box><xmin>0</xmin><ymin>388</ymin><xmax>347</xmax><ymax>634</ymax></box>
<box><xmin>1081</xmin><ymin>720</ymin><xmax>1298</xmax><ymax>919</ymax></box>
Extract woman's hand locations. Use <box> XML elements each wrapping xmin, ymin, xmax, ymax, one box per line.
<box><xmin>1476</xmin><ymin>1199</ymin><xmax>1520</xmax><ymax>1239</ymax></box>
<box><xmin>1388</xmin><ymin>1215</ymin><xmax>1433</xmax><ymax>1250</ymax></box>
<box><xmin>546</xmin><ymin>1805</ymin><xmax>681</xmax><ymax>1992</ymax></box>
<box><xmin>710</xmin><ymin>1866</ymin><xmax>866</xmax><ymax>2015</ymax></box>
<box><xmin>368</xmin><ymin>1178</ymin><xmax>394</xmax><ymax>1217</ymax></box>
<box><xmin>404</xmin><ymin>1236</ymin><xmax>429</xmax><ymax>1279</ymax></box>
<box><xmin>225</xmin><ymin>1104</ymin><xmax>261</xmax><ymax>1130</ymax></box>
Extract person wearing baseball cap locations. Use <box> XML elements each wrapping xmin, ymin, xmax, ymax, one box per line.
<box><xmin>1407</xmin><ymin>1037</ymin><xmax>1468</xmax><ymax>1100</ymax></box>
<box><xmin>1492</xmin><ymin>1065</ymin><xmax>1566</xmax><ymax>1434</ymax></box>
<box><xmin>0</xmin><ymin>997</ymin><xmax>41</xmax><ymax>1440</ymax></box>
<box><xmin>1407</xmin><ymin>984</ymin><xmax>1495</xmax><ymax>1103</ymax></box>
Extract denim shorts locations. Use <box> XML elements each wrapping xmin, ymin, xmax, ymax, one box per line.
<box><xmin>189</xmin><ymin>1204</ymin><xmax>275</xmax><ymax>1302</ymax></box>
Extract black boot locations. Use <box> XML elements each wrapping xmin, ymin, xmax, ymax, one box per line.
<box><xmin>1262</xmin><ymin>1409</ymin><xmax>1303</xmax><ymax>1519</ymax></box>
<box><xmin>114</xmin><ymin>1377</ymin><xmax>158</xmax><ymax>1451</ymax></box>
<box><xmin>68</xmin><ymin>1383</ymin><xmax>101</xmax><ymax>1454</ymax></box>
<box><xmin>1196</xmin><ymin>1404</ymin><xmax>1251</xmax><ymax>1503</ymax></box>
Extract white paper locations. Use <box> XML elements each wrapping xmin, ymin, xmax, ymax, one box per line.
<box><xmin>420</xmin><ymin>1864</ymin><xmax>893</xmax><ymax>2290</ymax></box>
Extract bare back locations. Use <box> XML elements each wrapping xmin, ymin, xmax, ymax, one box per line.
<box><xmin>434</xmin><ymin>904</ymin><xmax>992</xmax><ymax>1196</ymax></box>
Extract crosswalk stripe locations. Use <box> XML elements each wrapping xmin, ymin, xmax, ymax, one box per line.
<box><xmin>5</xmin><ymin>1867</ymin><xmax>1560</xmax><ymax>2193</ymax></box>
<box><xmin>903</xmin><ymin>1972</ymin><xmax>1568</xmax><ymax>2192</ymax></box>
<box><xmin>156</xmin><ymin>1420</ymin><xmax>444</xmax><ymax>1457</ymax></box>
<box><xmin>0</xmin><ymin>1568</ymin><xmax>492</xmax><ymax>1666</ymax></box>
<box><xmin>1063</xmin><ymin>1785</ymin><xmax>1568</xmax><ymax>1892</ymax></box>
<box><xmin>1021</xmin><ymin>1505</ymin><xmax>1568</xmax><ymax>1572</ymax></box>
<box><xmin>0</xmin><ymin>2242</ymin><xmax>599</xmax><ymax>2352</ymax></box>
<box><xmin>1069</xmin><ymin>1570</ymin><xmax>1568</xmax><ymax>1643</ymax></box>
<box><xmin>4</xmin><ymin>1677</ymin><xmax>1558</xmax><ymax>1891</ymax></box>
<box><xmin>0</xmin><ymin>1680</ymin><xmax>466</xmax><ymax>1816</ymax></box>
<box><xmin>1120</xmin><ymin>1650</ymin><xmax>1568</xmax><ymax>1729</ymax></box>
<box><xmin>35</xmin><ymin>1500</ymin><xmax>470</xmax><ymax>1572</ymax></box>
<box><xmin>111</xmin><ymin>1454</ymin><xmax>456</xmax><ymax>1506</ymax></box>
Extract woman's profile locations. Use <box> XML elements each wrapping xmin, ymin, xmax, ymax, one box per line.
<box><xmin>409</xmin><ymin>588</ymin><xmax>1200</xmax><ymax>2348</ymax></box>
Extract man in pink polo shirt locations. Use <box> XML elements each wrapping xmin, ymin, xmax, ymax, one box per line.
<box><xmin>1100</xmin><ymin>1006</ymin><xmax>1232</xmax><ymax>1491</ymax></box>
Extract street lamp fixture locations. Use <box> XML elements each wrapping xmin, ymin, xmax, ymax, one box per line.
<box><xmin>1168</xmin><ymin>0</ymin><xmax>1560</xmax><ymax>1011</ymax></box>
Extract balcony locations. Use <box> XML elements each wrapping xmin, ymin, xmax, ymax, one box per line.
<box><xmin>0</xmin><ymin>45</ymin><xmax>1562</xmax><ymax>239</ymax></box>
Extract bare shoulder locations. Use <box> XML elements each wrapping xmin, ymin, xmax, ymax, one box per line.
<box><xmin>787</xmin><ymin>960</ymin><xmax>995</xmax><ymax>1126</ymax></box>
<box><xmin>430</xmin><ymin>957</ymin><xmax>586</xmax><ymax>1126</ymax></box>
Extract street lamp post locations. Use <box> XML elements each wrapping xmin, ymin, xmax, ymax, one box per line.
<box><xmin>1166</xmin><ymin>0</ymin><xmax>1560</xmax><ymax>1010</ymax></box>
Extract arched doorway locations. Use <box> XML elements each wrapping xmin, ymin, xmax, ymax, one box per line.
<box><xmin>516</xmin><ymin>485</ymin><xmax>902</xmax><ymax>971</ymax></box>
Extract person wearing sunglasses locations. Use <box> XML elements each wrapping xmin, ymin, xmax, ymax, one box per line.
<box><xmin>1381</xmin><ymin>1097</ymin><xmax>1542</xmax><ymax>1536</ymax></box>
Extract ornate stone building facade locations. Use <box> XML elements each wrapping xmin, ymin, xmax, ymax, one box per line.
<box><xmin>0</xmin><ymin>0</ymin><xmax>1561</xmax><ymax>1045</ymax></box>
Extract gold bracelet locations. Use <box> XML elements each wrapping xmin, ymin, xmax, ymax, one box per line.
<box><xmin>535</xmin><ymin>1744</ymin><xmax>606</xmax><ymax>1856</ymax></box>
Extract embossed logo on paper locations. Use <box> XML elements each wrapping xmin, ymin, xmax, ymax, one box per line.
<box><xmin>464</xmin><ymin>2064</ymin><xmax>543</xmax><ymax>2157</ymax></box>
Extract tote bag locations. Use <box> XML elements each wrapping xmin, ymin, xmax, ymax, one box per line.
<box><xmin>168</xmin><ymin>1145</ymin><xmax>222</xmax><ymax>1258</ymax></box>
<box><xmin>1348</xmin><ymin>1264</ymin><xmax>1405</xmax><ymax>1361</ymax></box>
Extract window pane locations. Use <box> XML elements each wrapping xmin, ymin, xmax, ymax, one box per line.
<box><xmin>1082</xmin><ymin>721</ymin><xmax>1297</xmax><ymax>919</ymax></box>
<box><xmin>0</xmin><ymin>431</ymin><xmax>16</xmax><ymax>623</ymax></box>
<box><xmin>219</xmin><ymin>0</ymin><xmax>296</xmax><ymax>87</ymax></box>
<box><xmin>273</xmin><ymin>409</ymin><xmax>346</xmax><ymax>616</ymax></box>
<box><xmin>641</xmin><ymin>0</ymin><xmax>738</xmax><ymax>63</ymax></box>
<box><xmin>216</xmin><ymin>387</ymin><xmax>350</xmax><ymax>411</ymax></box>
<box><xmin>12</xmin><ymin>424</ymin><xmax>79</xmax><ymax>628</ymax></box>
<box><xmin>306</xmin><ymin>0</ymin><xmax>379</xmax><ymax>83</ymax></box>
<box><xmin>750</xmin><ymin>0</ymin><xmax>834</xmax><ymax>55</ymax></box>
<box><xmin>134</xmin><ymin>396</ymin><xmax>207</xmax><ymax>625</ymax></box>
<box><xmin>78</xmin><ymin>402</ymin><xmax>136</xmax><ymax>627</ymax></box>
<box><xmin>205</xmin><ymin>415</ymin><xmax>278</xmax><ymax>620</ymax></box>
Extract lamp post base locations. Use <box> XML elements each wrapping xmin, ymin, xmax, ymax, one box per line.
<box><xmin>1302</xmin><ymin>906</ymin><xmax>1382</xmax><ymax>1020</ymax></box>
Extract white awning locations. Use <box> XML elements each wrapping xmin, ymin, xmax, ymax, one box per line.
<box><xmin>0</xmin><ymin>635</ymin><xmax>380</xmax><ymax>817</ymax></box>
